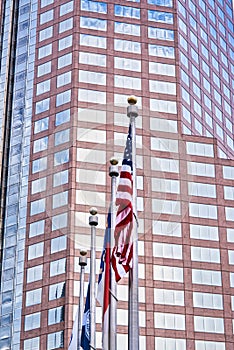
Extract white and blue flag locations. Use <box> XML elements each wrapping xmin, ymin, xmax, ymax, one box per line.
<box><xmin>81</xmin><ymin>284</ymin><xmax>90</xmax><ymax>350</ymax></box>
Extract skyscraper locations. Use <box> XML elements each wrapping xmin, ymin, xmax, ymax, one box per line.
<box><xmin>0</xmin><ymin>0</ymin><xmax>234</xmax><ymax>349</ymax></box>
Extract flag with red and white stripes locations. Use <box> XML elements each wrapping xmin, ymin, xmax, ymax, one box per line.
<box><xmin>112</xmin><ymin>125</ymin><xmax>134</xmax><ymax>282</ymax></box>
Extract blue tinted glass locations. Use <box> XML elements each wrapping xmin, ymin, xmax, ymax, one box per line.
<box><xmin>148</xmin><ymin>0</ymin><xmax>172</xmax><ymax>6</ymax></box>
<box><xmin>81</xmin><ymin>0</ymin><xmax>107</xmax><ymax>14</ymax></box>
<box><xmin>114</xmin><ymin>5</ymin><xmax>140</xmax><ymax>19</ymax></box>
<box><xmin>148</xmin><ymin>10</ymin><xmax>173</xmax><ymax>24</ymax></box>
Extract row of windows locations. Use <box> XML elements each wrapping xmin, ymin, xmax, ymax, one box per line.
<box><xmin>24</xmin><ymin>331</ymin><xmax>64</xmax><ymax>350</ymax></box>
<box><xmin>27</xmin><ymin>257</ymin><xmax>66</xmax><ymax>283</ymax></box>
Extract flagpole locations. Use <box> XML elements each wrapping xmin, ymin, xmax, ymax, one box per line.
<box><xmin>77</xmin><ymin>250</ymin><xmax>87</xmax><ymax>349</ymax></box>
<box><xmin>109</xmin><ymin>158</ymin><xmax>119</xmax><ymax>350</ymax></box>
<box><xmin>127</xmin><ymin>96</ymin><xmax>139</xmax><ymax>350</ymax></box>
<box><xmin>89</xmin><ymin>207</ymin><xmax>98</xmax><ymax>350</ymax></box>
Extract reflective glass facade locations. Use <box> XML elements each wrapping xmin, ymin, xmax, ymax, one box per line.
<box><xmin>0</xmin><ymin>0</ymin><xmax>233</xmax><ymax>349</ymax></box>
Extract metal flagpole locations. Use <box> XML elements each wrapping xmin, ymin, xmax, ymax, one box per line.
<box><xmin>127</xmin><ymin>96</ymin><xmax>139</xmax><ymax>350</ymax></box>
<box><xmin>89</xmin><ymin>207</ymin><xmax>98</xmax><ymax>350</ymax></box>
<box><xmin>109</xmin><ymin>158</ymin><xmax>119</xmax><ymax>350</ymax></box>
<box><xmin>77</xmin><ymin>250</ymin><xmax>87</xmax><ymax>349</ymax></box>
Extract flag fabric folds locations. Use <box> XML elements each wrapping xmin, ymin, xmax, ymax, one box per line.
<box><xmin>97</xmin><ymin>210</ymin><xmax>111</xmax><ymax>349</ymax></box>
<box><xmin>68</xmin><ymin>308</ymin><xmax>79</xmax><ymax>350</ymax></box>
<box><xmin>80</xmin><ymin>284</ymin><xmax>90</xmax><ymax>350</ymax></box>
<box><xmin>112</xmin><ymin>125</ymin><xmax>134</xmax><ymax>282</ymax></box>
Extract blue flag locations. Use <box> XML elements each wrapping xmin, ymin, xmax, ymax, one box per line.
<box><xmin>81</xmin><ymin>284</ymin><xmax>90</xmax><ymax>350</ymax></box>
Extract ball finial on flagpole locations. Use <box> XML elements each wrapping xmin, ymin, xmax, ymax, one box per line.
<box><xmin>127</xmin><ymin>95</ymin><xmax>137</xmax><ymax>105</ymax></box>
<box><xmin>89</xmin><ymin>207</ymin><xmax>97</xmax><ymax>216</ymax></box>
<box><xmin>110</xmin><ymin>157</ymin><xmax>118</xmax><ymax>166</ymax></box>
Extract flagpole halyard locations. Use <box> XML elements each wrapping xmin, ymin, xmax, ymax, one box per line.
<box><xmin>89</xmin><ymin>207</ymin><xmax>98</xmax><ymax>350</ymax></box>
<box><xmin>127</xmin><ymin>96</ymin><xmax>139</xmax><ymax>350</ymax></box>
<box><xmin>109</xmin><ymin>158</ymin><xmax>119</xmax><ymax>350</ymax></box>
<box><xmin>77</xmin><ymin>250</ymin><xmax>87</xmax><ymax>350</ymax></box>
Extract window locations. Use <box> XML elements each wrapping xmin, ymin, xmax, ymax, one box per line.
<box><xmin>80</xmin><ymin>34</ymin><xmax>106</xmax><ymax>49</ymax></box>
<box><xmin>37</xmin><ymin>61</ymin><xmax>51</xmax><ymax>77</ymax></box>
<box><xmin>191</xmin><ymin>246</ymin><xmax>220</xmax><ymax>263</ymax></box>
<box><xmin>40</xmin><ymin>9</ymin><xmax>54</xmax><ymax>24</ymax></box>
<box><xmin>47</xmin><ymin>331</ymin><xmax>64</xmax><ymax>349</ymax></box>
<box><xmin>31</xmin><ymin>177</ymin><xmax>46</xmax><ymax>194</ymax></box>
<box><xmin>154</xmin><ymin>312</ymin><xmax>185</xmax><ymax>330</ymax></box>
<box><xmin>78</xmin><ymin>88</ymin><xmax>106</xmax><ymax>104</ymax></box>
<box><xmin>30</xmin><ymin>198</ymin><xmax>45</xmax><ymax>216</ymax></box>
<box><xmin>83</xmin><ymin>0</ymin><xmax>107</xmax><ymax>12</ymax></box>
<box><xmin>188</xmin><ymin>182</ymin><xmax>216</xmax><ymax>198</ymax></box>
<box><xmin>36</xmin><ymin>79</ymin><xmax>51</xmax><ymax>96</ymax></box>
<box><xmin>114</xmin><ymin>5</ymin><xmax>140</xmax><ymax>19</ymax></box>
<box><xmin>115</xmin><ymin>75</ymin><xmax>141</xmax><ymax>90</ymax></box>
<box><xmin>58</xmin><ymin>53</ymin><xmax>72</xmax><ymax>69</ymax></box>
<box><xmin>53</xmin><ymin>170</ymin><xmax>68</xmax><ymax>187</ymax></box>
<box><xmin>56</xmin><ymin>90</ymin><xmax>71</xmax><ymax>106</ymax></box>
<box><xmin>41</xmin><ymin>0</ymin><xmax>54</xmax><ymax>7</ymax></box>
<box><xmin>114</xmin><ymin>57</ymin><xmax>141</xmax><ymax>72</ymax></box>
<box><xmin>223</xmin><ymin>166</ymin><xmax>234</xmax><ymax>180</ymax></box>
<box><xmin>32</xmin><ymin>156</ymin><xmax>47</xmax><ymax>174</ymax></box>
<box><xmin>35</xmin><ymin>98</ymin><xmax>50</xmax><ymax>114</ymax></box>
<box><xmin>58</xmin><ymin>35</ymin><xmax>73</xmax><ymax>51</ymax></box>
<box><xmin>52</xmin><ymin>213</ymin><xmax>68</xmax><ymax>231</ymax></box>
<box><xmin>24</xmin><ymin>337</ymin><xmax>40</xmax><ymax>350</ymax></box>
<box><xmin>49</xmin><ymin>282</ymin><xmax>66</xmax><ymax>300</ymax></box>
<box><xmin>151</xmin><ymin>178</ymin><xmax>179</xmax><ymax>194</ymax></box>
<box><xmin>153</xmin><ymin>220</ymin><xmax>181</xmax><ymax>237</ymax></box>
<box><xmin>155</xmin><ymin>338</ymin><xmax>186</xmax><ymax>350</ymax></box>
<box><xmin>59</xmin><ymin>18</ymin><xmax>73</xmax><ymax>33</ymax></box>
<box><xmin>153</xmin><ymin>265</ymin><xmax>183</xmax><ymax>283</ymax></box>
<box><xmin>149</xmin><ymin>62</ymin><xmax>175</xmax><ymax>76</ymax></box>
<box><xmin>79</xmin><ymin>52</ymin><xmax>106</xmax><ymax>67</ymax></box>
<box><xmin>54</xmin><ymin>129</ymin><xmax>70</xmax><ymax>146</ymax></box>
<box><xmin>151</xmin><ymin>157</ymin><xmax>179</xmax><ymax>173</ymax></box>
<box><xmin>50</xmin><ymin>258</ymin><xmax>66</xmax><ymax>276</ymax></box>
<box><xmin>226</xmin><ymin>207</ymin><xmax>234</xmax><ymax>221</ymax></box>
<box><xmin>29</xmin><ymin>220</ymin><xmax>45</xmax><ymax>238</ymax></box>
<box><xmin>190</xmin><ymin>224</ymin><xmax>219</xmax><ymax>241</ymax></box>
<box><xmin>28</xmin><ymin>242</ymin><xmax>44</xmax><ymax>260</ymax></box>
<box><xmin>38</xmin><ymin>43</ymin><xmax>52</xmax><ymax>59</ymax></box>
<box><xmin>149</xmin><ymin>44</ymin><xmax>175</xmax><ymax>58</ymax></box>
<box><xmin>60</xmin><ymin>1</ymin><xmax>73</xmax><ymax>16</ymax></box>
<box><xmin>193</xmin><ymin>292</ymin><xmax>223</xmax><ymax>309</ymax></box>
<box><xmin>33</xmin><ymin>136</ymin><xmax>48</xmax><ymax>153</ymax></box>
<box><xmin>153</xmin><ymin>243</ymin><xmax>182</xmax><ymax>259</ymax></box>
<box><xmin>186</xmin><ymin>142</ymin><xmax>214</xmax><ymax>157</ymax></box>
<box><xmin>149</xmin><ymin>80</ymin><xmax>176</xmax><ymax>94</ymax></box>
<box><xmin>48</xmin><ymin>306</ymin><xmax>64</xmax><ymax>325</ymax></box>
<box><xmin>224</xmin><ymin>186</ymin><xmax>234</xmax><ymax>200</ymax></box>
<box><xmin>150</xmin><ymin>99</ymin><xmax>177</xmax><ymax>114</ymax></box>
<box><xmin>114</xmin><ymin>39</ymin><xmax>141</xmax><ymax>54</ymax></box>
<box><xmin>26</xmin><ymin>288</ymin><xmax>42</xmax><ymax>306</ymax></box>
<box><xmin>148</xmin><ymin>0</ymin><xmax>172</xmax><ymax>5</ymax></box>
<box><xmin>55</xmin><ymin>109</ymin><xmax>70</xmax><ymax>126</ymax></box>
<box><xmin>80</xmin><ymin>16</ymin><xmax>107</xmax><ymax>31</ymax></box>
<box><xmin>189</xmin><ymin>203</ymin><xmax>217</xmax><ymax>220</ymax></box>
<box><xmin>25</xmin><ymin>312</ymin><xmax>41</xmax><ymax>331</ymax></box>
<box><xmin>154</xmin><ymin>289</ymin><xmax>184</xmax><ymax>306</ymax></box>
<box><xmin>39</xmin><ymin>26</ymin><xmax>53</xmax><ymax>42</ymax></box>
<box><xmin>194</xmin><ymin>316</ymin><xmax>224</xmax><ymax>333</ymax></box>
<box><xmin>152</xmin><ymin>198</ymin><xmax>181</xmax><ymax>215</ymax></box>
<box><xmin>79</xmin><ymin>70</ymin><xmax>106</xmax><ymax>85</ymax></box>
<box><xmin>52</xmin><ymin>191</ymin><xmax>68</xmax><ymax>209</ymax></box>
<box><xmin>114</xmin><ymin>22</ymin><xmax>140</xmax><ymax>36</ymax></box>
<box><xmin>54</xmin><ymin>149</ymin><xmax>69</xmax><ymax>166</ymax></box>
<box><xmin>148</xmin><ymin>10</ymin><xmax>173</xmax><ymax>24</ymax></box>
<box><xmin>195</xmin><ymin>341</ymin><xmax>225</xmax><ymax>350</ymax></box>
<box><xmin>34</xmin><ymin>117</ymin><xmax>49</xmax><ymax>134</ymax></box>
<box><xmin>150</xmin><ymin>118</ymin><xmax>177</xmax><ymax>133</ymax></box>
<box><xmin>149</xmin><ymin>27</ymin><xmax>174</xmax><ymax>41</ymax></box>
<box><xmin>192</xmin><ymin>269</ymin><xmax>222</xmax><ymax>286</ymax></box>
<box><xmin>187</xmin><ymin>162</ymin><xmax>215</xmax><ymax>177</ymax></box>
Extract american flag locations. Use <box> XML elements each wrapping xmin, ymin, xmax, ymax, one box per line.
<box><xmin>96</xmin><ymin>211</ymin><xmax>111</xmax><ymax>349</ymax></box>
<box><xmin>112</xmin><ymin>125</ymin><xmax>133</xmax><ymax>282</ymax></box>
